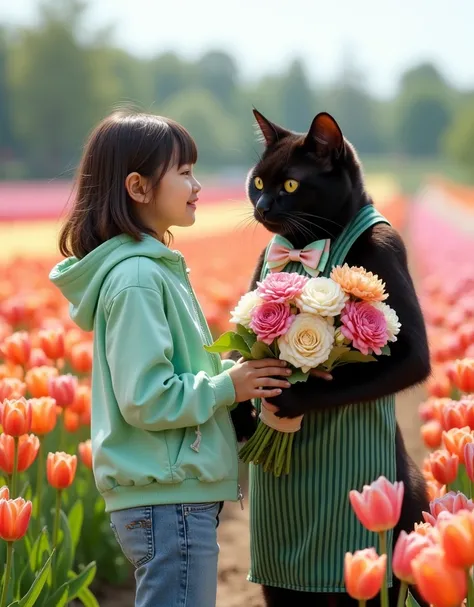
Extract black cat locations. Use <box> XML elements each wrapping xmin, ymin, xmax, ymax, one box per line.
<box><xmin>231</xmin><ymin>109</ymin><xmax>431</xmax><ymax>607</ymax></box>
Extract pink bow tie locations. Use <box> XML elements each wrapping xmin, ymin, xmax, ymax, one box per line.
<box><xmin>267</xmin><ymin>236</ymin><xmax>330</xmax><ymax>277</ymax></box>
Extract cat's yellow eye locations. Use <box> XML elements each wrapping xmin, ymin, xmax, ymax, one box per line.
<box><xmin>254</xmin><ymin>176</ymin><xmax>264</xmax><ymax>190</ymax></box>
<box><xmin>283</xmin><ymin>179</ymin><xmax>299</xmax><ymax>193</ymax></box>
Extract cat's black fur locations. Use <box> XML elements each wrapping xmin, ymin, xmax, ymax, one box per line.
<box><xmin>231</xmin><ymin>110</ymin><xmax>431</xmax><ymax>607</ymax></box>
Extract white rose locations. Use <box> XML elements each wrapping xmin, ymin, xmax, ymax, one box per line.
<box><xmin>278</xmin><ymin>313</ymin><xmax>335</xmax><ymax>372</ymax></box>
<box><xmin>295</xmin><ymin>277</ymin><xmax>348</xmax><ymax>317</ymax></box>
<box><xmin>230</xmin><ymin>290</ymin><xmax>263</xmax><ymax>328</ymax></box>
<box><xmin>372</xmin><ymin>301</ymin><xmax>401</xmax><ymax>342</ymax></box>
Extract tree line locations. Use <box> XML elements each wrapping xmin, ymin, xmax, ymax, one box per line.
<box><xmin>0</xmin><ymin>0</ymin><xmax>473</xmax><ymax>180</ymax></box>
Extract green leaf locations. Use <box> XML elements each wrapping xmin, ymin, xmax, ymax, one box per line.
<box><xmin>48</xmin><ymin>562</ymin><xmax>97</xmax><ymax>605</ymax></box>
<box><xmin>287</xmin><ymin>369</ymin><xmax>309</xmax><ymax>384</ymax></box>
<box><xmin>18</xmin><ymin>551</ymin><xmax>54</xmax><ymax>607</ymax></box>
<box><xmin>235</xmin><ymin>324</ymin><xmax>257</xmax><ymax>349</ymax></box>
<box><xmin>203</xmin><ymin>332</ymin><xmax>251</xmax><ymax>356</ymax></box>
<box><xmin>53</xmin><ymin>590</ymin><xmax>69</xmax><ymax>607</ymax></box>
<box><xmin>337</xmin><ymin>351</ymin><xmax>377</xmax><ymax>364</ymax></box>
<box><xmin>77</xmin><ymin>586</ymin><xmax>100</xmax><ymax>607</ymax></box>
<box><xmin>67</xmin><ymin>500</ymin><xmax>84</xmax><ymax>553</ymax></box>
<box><xmin>56</xmin><ymin>510</ymin><xmax>74</xmax><ymax>588</ymax></box>
<box><xmin>250</xmin><ymin>341</ymin><xmax>275</xmax><ymax>360</ymax></box>
<box><xmin>381</xmin><ymin>344</ymin><xmax>391</xmax><ymax>356</ymax></box>
<box><xmin>7</xmin><ymin>602</ymin><xmax>19</xmax><ymax>606</ymax></box>
<box><xmin>28</xmin><ymin>527</ymin><xmax>50</xmax><ymax>574</ymax></box>
<box><xmin>321</xmin><ymin>345</ymin><xmax>351</xmax><ymax>370</ymax></box>
<box><xmin>405</xmin><ymin>591</ymin><xmax>422</xmax><ymax>607</ymax></box>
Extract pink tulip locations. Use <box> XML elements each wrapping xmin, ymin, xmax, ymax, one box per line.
<box><xmin>422</xmin><ymin>491</ymin><xmax>474</xmax><ymax>525</ymax></box>
<box><xmin>392</xmin><ymin>530</ymin><xmax>433</xmax><ymax>584</ymax></box>
<box><xmin>349</xmin><ymin>476</ymin><xmax>404</xmax><ymax>532</ymax></box>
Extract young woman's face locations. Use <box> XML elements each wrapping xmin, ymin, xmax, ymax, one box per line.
<box><xmin>152</xmin><ymin>163</ymin><xmax>201</xmax><ymax>234</ymax></box>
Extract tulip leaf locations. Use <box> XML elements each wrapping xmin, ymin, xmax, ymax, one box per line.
<box><xmin>68</xmin><ymin>500</ymin><xmax>84</xmax><ymax>552</ymax></box>
<box><xmin>203</xmin><ymin>332</ymin><xmax>251</xmax><ymax>356</ymax></box>
<box><xmin>48</xmin><ymin>561</ymin><xmax>97</xmax><ymax>605</ymax></box>
<box><xmin>76</xmin><ymin>586</ymin><xmax>100</xmax><ymax>607</ymax></box>
<box><xmin>7</xmin><ymin>602</ymin><xmax>19</xmax><ymax>606</ymax></box>
<box><xmin>250</xmin><ymin>341</ymin><xmax>275</xmax><ymax>360</ymax></box>
<box><xmin>54</xmin><ymin>590</ymin><xmax>69</xmax><ymax>607</ymax></box>
<box><xmin>56</xmin><ymin>510</ymin><xmax>74</xmax><ymax>587</ymax></box>
<box><xmin>17</xmin><ymin>551</ymin><xmax>53</xmax><ymax>607</ymax></box>
<box><xmin>405</xmin><ymin>592</ymin><xmax>422</xmax><ymax>607</ymax></box>
<box><xmin>235</xmin><ymin>324</ymin><xmax>257</xmax><ymax>349</ymax></box>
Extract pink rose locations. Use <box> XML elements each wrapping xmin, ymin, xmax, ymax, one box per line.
<box><xmin>341</xmin><ymin>301</ymin><xmax>388</xmax><ymax>355</ymax></box>
<box><xmin>257</xmin><ymin>272</ymin><xmax>309</xmax><ymax>304</ymax></box>
<box><xmin>249</xmin><ymin>302</ymin><xmax>295</xmax><ymax>345</ymax></box>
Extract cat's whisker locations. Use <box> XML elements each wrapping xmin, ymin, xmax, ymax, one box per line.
<box><xmin>291</xmin><ymin>211</ymin><xmax>345</xmax><ymax>229</ymax></box>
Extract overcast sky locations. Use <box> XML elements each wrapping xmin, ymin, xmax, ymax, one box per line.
<box><xmin>1</xmin><ymin>0</ymin><xmax>473</xmax><ymax>97</ymax></box>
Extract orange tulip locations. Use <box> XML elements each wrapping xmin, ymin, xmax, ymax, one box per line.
<box><xmin>80</xmin><ymin>401</ymin><xmax>91</xmax><ymax>426</ymax></box>
<box><xmin>0</xmin><ymin>363</ymin><xmax>24</xmax><ymax>381</ymax></box>
<box><xmin>349</xmin><ymin>476</ymin><xmax>404</xmax><ymax>532</ymax></box>
<box><xmin>38</xmin><ymin>327</ymin><xmax>65</xmax><ymax>360</ymax></box>
<box><xmin>465</xmin><ymin>442</ymin><xmax>474</xmax><ymax>483</ymax></box>
<box><xmin>30</xmin><ymin>397</ymin><xmax>57</xmax><ymax>435</ymax></box>
<box><xmin>1</xmin><ymin>331</ymin><xmax>31</xmax><ymax>366</ymax></box>
<box><xmin>442</xmin><ymin>426</ymin><xmax>474</xmax><ymax>463</ymax></box>
<box><xmin>70</xmin><ymin>384</ymin><xmax>91</xmax><ymax>415</ymax></box>
<box><xmin>344</xmin><ymin>548</ymin><xmax>386</xmax><ymax>601</ymax></box>
<box><xmin>427</xmin><ymin>369</ymin><xmax>452</xmax><ymax>398</ymax></box>
<box><xmin>0</xmin><ymin>378</ymin><xmax>26</xmax><ymax>401</ymax></box>
<box><xmin>392</xmin><ymin>530</ymin><xmax>433</xmax><ymax>584</ymax></box>
<box><xmin>48</xmin><ymin>374</ymin><xmax>77</xmax><ymax>408</ymax></box>
<box><xmin>429</xmin><ymin>450</ymin><xmax>459</xmax><ymax>485</ymax></box>
<box><xmin>422</xmin><ymin>457</ymin><xmax>435</xmax><ymax>482</ymax></box>
<box><xmin>0</xmin><ymin>433</ymin><xmax>39</xmax><ymax>474</ymax></box>
<box><xmin>70</xmin><ymin>342</ymin><xmax>92</xmax><ymax>374</ymax></box>
<box><xmin>447</xmin><ymin>358</ymin><xmax>474</xmax><ymax>394</ymax></box>
<box><xmin>25</xmin><ymin>365</ymin><xmax>58</xmax><ymax>398</ymax></box>
<box><xmin>47</xmin><ymin>452</ymin><xmax>77</xmax><ymax>489</ymax></box>
<box><xmin>421</xmin><ymin>421</ymin><xmax>443</xmax><ymax>449</ymax></box>
<box><xmin>1</xmin><ymin>397</ymin><xmax>32</xmax><ymax>437</ymax></box>
<box><xmin>64</xmin><ymin>329</ymin><xmax>84</xmax><ymax>359</ymax></box>
<box><xmin>426</xmin><ymin>480</ymin><xmax>446</xmax><ymax>502</ymax></box>
<box><xmin>0</xmin><ymin>486</ymin><xmax>9</xmax><ymax>500</ymax></box>
<box><xmin>414</xmin><ymin>522</ymin><xmax>438</xmax><ymax>539</ymax></box>
<box><xmin>423</xmin><ymin>490</ymin><xmax>474</xmax><ymax>525</ymax></box>
<box><xmin>441</xmin><ymin>400</ymin><xmax>467</xmax><ymax>430</ymax></box>
<box><xmin>64</xmin><ymin>408</ymin><xmax>80</xmax><ymax>433</ymax></box>
<box><xmin>438</xmin><ymin>510</ymin><xmax>474</xmax><ymax>569</ymax></box>
<box><xmin>0</xmin><ymin>497</ymin><xmax>32</xmax><ymax>542</ymax></box>
<box><xmin>412</xmin><ymin>545</ymin><xmax>467</xmax><ymax>607</ymax></box>
<box><xmin>78</xmin><ymin>439</ymin><xmax>92</xmax><ymax>469</ymax></box>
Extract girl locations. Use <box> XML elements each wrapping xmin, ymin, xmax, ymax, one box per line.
<box><xmin>50</xmin><ymin>111</ymin><xmax>292</xmax><ymax>607</ymax></box>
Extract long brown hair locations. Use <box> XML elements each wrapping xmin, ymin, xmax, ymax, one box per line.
<box><xmin>59</xmin><ymin>111</ymin><xmax>197</xmax><ymax>258</ymax></box>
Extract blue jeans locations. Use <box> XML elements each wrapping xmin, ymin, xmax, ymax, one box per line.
<box><xmin>110</xmin><ymin>502</ymin><xmax>222</xmax><ymax>607</ymax></box>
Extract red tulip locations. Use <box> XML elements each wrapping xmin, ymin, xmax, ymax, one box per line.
<box><xmin>0</xmin><ymin>378</ymin><xmax>26</xmax><ymax>401</ymax></box>
<box><xmin>1</xmin><ymin>397</ymin><xmax>32</xmax><ymax>436</ymax></box>
<box><xmin>441</xmin><ymin>400</ymin><xmax>467</xmax><ymax>430</ymax></box>
<box><xmin>63</xmin><ymin>408</ymin><xmax>80</xmax><ymax>433</ymax></box>
<box><xmin>26</xmin><ymin>348</ymin><xmax>51</xmax><ymax>369</ymax></box>
<box><xmin>70</xmin><ymin>342</ymin><xmax>92</xmax><ymax>374</ymax></box>
<box><xmin>0</xmin><ymin>497</ymin><xmax>32</xmax><ymax>541</ymax></box>
<box><xmin>0</xmin><ymin>433</ymin><xmax>39</xmax><ymax>474</ymax></box>
<box><xmin>349</xmin><ymin>476</ymin><xmax>404</xmax><ymax>532</ymax></box>
<box><xmin>48</xmin><ymin>374</ymin><xmax>77</xmax><ymax>408</ymax></box>
<box><xmin>38</xmin><ymin>328</ymin><xmax>65</xmax><ymax>360</ymax></box>
<box><xmin>344</xmin><ymin>548</ymin><xmax>386</xmax><ymax>601</ymax></box>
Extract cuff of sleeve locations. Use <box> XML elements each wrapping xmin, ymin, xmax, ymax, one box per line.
<box><xmin>212</xmin><ymin>371</ymin><xmax>236</xmax><ymax>409</ymax></box>
<box><xmin>221</xmin><ymin>358</ymin><xmax>236</xmax><ymax>372</ymax></box>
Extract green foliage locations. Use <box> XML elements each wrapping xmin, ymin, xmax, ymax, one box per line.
<box><xmin>444</xmin><ymin>98</ymin><xmax>474</xmax><ymax>172</ymax></box>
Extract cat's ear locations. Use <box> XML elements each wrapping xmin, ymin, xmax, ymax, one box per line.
<box><xmin>253</xmin><ymin>108</ymin><xmax>290</xmax><ymax>147</ymax></box>
<box><xmin>304</xmin><ymin>112</ymin><xmax>344</xmax><ymax>158</ymax></box>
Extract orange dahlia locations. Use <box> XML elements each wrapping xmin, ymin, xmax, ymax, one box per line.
<box><xmin>330</xmin><ymin>264</ymin><xmax>388</xmax><ymax>302</ymax></box>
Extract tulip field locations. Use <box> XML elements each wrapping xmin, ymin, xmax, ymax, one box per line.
<box><xmin>0</xmin><ymin>179</ymin><xmax>474</xmax><ymax>606</ymax></box>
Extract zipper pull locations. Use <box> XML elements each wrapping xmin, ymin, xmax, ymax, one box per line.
<box><xmin>190</xmin><ymin>426</ymin><xmax>202</xmax><ymax>452</ymax></box>
<box><xmin>238</xmin><ymin>484</ymin><xmax>244</xmax><ymax>511</ymax></box>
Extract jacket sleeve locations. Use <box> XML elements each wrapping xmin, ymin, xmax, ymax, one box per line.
<box><xmin>105</xmin><ymin>285</ymin><xmax>236</xmax><ymax>431</ymax></box>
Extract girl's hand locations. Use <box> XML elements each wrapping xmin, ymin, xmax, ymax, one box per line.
<box><xmin>228</xmin><ymin>358</ymin><xmax>292</xmax><ymax>402</ymax></box>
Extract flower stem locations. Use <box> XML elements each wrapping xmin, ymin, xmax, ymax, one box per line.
<box><xmin>59</xmin><ymin>413</ymin><xmax>66</xmax><ymax>452</ymax></box>
<box><xmin>51</xmin><ymin>489</ymin><xmax>62</xmax><ymax>589</ymax></box>
<box><xmin>378</xmin><ymin>531</ymin><xmax>389</xmax><ymax>607</ymax></box>
<box><xmin>470</xmin><ymin>481</ymin><xmax>474</xmax><ymax>501</ymax></box>
<box><xmin>397</xmin><ymin>581</ymin><xmax>408</xmax><ymax>607</ymax></box>
<box><xmin>11</xmin><ymin>436</ymin><xmax>19</xmax><ymax>498</ymax></box>
<box><xmin>34</xmin><ymin>438</ymin><xmax>45</xmax><ymax>533</ymax></box>
<box><xmin>358</xmin><ymin>601</ymin><xmax>366</xmax><ymax>607</ymax></box>
<box><xmin>467</xmin><ymin>570</ymin><xmax>474</xmax><ymax>607</ymax></box>
<box><xmin>0</xmin><ymin>542</ymin><xmax>14</xmax><ymax>607</ymax></box>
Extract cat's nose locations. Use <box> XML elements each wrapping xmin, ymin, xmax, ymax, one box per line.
<box><xmin>256</xmin><ymin>194</ymin><xmax>273</xmax><ymax>217</ymax></box>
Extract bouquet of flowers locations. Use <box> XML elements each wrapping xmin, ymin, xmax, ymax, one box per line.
<box><xmin>204</xmin><ymin>265</ymin><xmax>401</xmax><ymax>476</ymax></box>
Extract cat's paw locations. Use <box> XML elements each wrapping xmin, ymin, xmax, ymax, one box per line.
<box><xmin>230</xmin><ymin>400</ymin><xmax>257</xmax><ymax>441</ymax></box>
<box><xmin>265</xmin><ymin>389</ymin><xmax>304</xmax><ymax>419</ymax></box>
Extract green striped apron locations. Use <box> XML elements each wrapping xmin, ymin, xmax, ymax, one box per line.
<box><xmin>248</xmin><ymin>205</ymin><xmax>397</xmax><ymax>592</ymax></box>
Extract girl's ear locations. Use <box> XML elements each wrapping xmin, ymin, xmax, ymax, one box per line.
<box><xmin>125</xmin><ymin>172</ymin><xmax>149</xmax><ymax>204</ymax></box>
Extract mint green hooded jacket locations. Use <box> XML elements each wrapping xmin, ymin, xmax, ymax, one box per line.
<box><xmin>50</xmin><ymin>234</ymin><xmax>239</xmax><ymax>512</ymax></box>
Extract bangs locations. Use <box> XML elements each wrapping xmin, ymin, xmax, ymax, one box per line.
<box><xmin>169</xmin><ymin>121</ymin><xmax>198</xmax><ymax>167</ymax></box>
